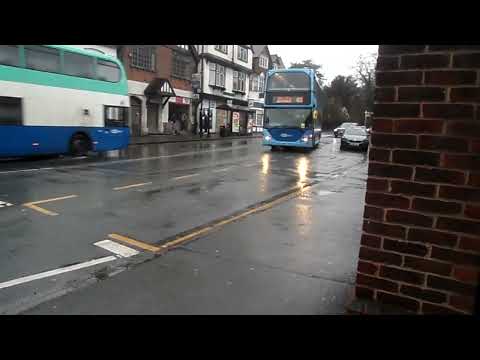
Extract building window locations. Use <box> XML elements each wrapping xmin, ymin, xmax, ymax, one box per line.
<box><xmin>97</xmin><ymin>60</ymin><xmax>121</xmax><ymax>82</ymax></box>
<box><xmin>233</xmin><ymin>71</ymin><xmax>246</xmax><ymax>92</ymax></box>
<box><xmin>104</xmin><ymin>105</ymin><xmax>128</xmax><ymax>127</ymax></box>
<box><xmin>214</xmin><ymin>45</ymin><xmax>228</xmax><ymax>54</ymax></box>
<box><xmin>258</xmin><ymin>74</ymin><xmax>265</xmax><ymax>92</ymax></box>
<box><xmin>250</xmin><ymin>75</ymin><xmax>258</xmax><ymax>91</ymax></box>
<box><xmin>131</xmin><ymin>47</ymin><xmax>155</xmax><ymax>71</ymax></box>
<box><xmin>273</xmin><ymin>63</ymin><xmax>278</xmax><ymax>70</ymax></box>
<box><xmin>209</xmin><ymin>62</ymin><xmax>225</xmax><ymax>87</ymax></box>
<box><xmin>237</xmin><ymin>46</ymin><xmax>248</xmax><ymax>62</ymax></box>
<box><xmin>25</xmin><ymin>45</ymin><xmax>60</xmax><ymax>73</ymax></box>
<box><xmin>172</xmin><ymin>53</ymin><xmax>192</xmax><ymax>80</ymax></box>
<box><xmin>64</xmin><ymin>51</ymin><xmax>95</xmax><ymax>79</ymax></box>
<box><xmin>256</xmin><ymin>111</ymin><xmax>264</xmax><ymax>126</ymax></box>
<box><xmin>0</xmin><ymin>45</ymin><xmax>19</xmax><ymax>67</ymax></box>
<box><xmin>0</xmin><ymin>96</ymin><xmax>22</xmax><ymax>126</ymax></box>
<box><xmin>259</xmin><ymin>55</ymin><xmax>269</xmax><ymax>69</ymax></box>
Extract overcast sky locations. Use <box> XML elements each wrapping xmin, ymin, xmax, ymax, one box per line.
<box><xmin>268</xmin><ymin>45</ymin><xmax>378</xmax><ymax>84</ymax></box>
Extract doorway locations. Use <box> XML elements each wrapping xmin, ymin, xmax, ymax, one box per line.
<box><xmin>147</xmin><ymin>101</ymin><xmax>159</xmax><ymax>134</ymax></box>
<box><xmin>130</xmin><ymin>96</ymin><xmax>142</xmax><ymax>137</ymax></box>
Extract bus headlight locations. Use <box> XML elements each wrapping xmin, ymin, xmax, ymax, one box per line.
<box><xmin>302</xmin><ymin>136</ymin><xmax>309</xmax><ymax>142</ymax></box>
<box><xmin>264</xmin><ymin>135</ymin><xmax>272</xmax><ymax>141</ymax></box>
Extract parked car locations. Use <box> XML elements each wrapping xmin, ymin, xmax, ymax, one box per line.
<box><xmin>340</xmin><ymin>126</ymin><xmax>369</xmax><ymax>151</ymax></box>
<box><xmin>333</xmin><ymin>122</ymin><xmax>357</xmax><ymax>138</ymax></box>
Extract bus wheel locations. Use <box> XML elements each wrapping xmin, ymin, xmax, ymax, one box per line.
<box><xmin>271</xmin><ymin>146</ymin><xmax>279</xmax><ymax>151</ymax></box>
<box><xmin>70</xmin><ymin>134</ymin><xmax>91</xmax><ymax>156</ymax></box>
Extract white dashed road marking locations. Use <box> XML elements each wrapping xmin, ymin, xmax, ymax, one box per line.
<box><xmin>94</xmin><ymin>240</ymin><xmax>139</xmax><ymax>258</ymax></box>
<box><xmin>0</xmin><ymin>201</ymin><xmax>13</xmax><ymax>208</ymax></box>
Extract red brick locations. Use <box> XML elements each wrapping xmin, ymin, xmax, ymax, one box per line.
<box><xmin>369</xmin><ymin>163</ymin><xmax>413</xmax><ymax>180</ymax></box>
<box><xmin>439</xmin><ymin>186</ymin><xmax>480</xmax><ymax>202</ymax></box>
<box><xmin>372</xmin><ymin>118</ymin><xmax>393</xmax><ymax>133</ymax></box>
<box><xmin>465</xmin><ymin>205</ymin><xmax>480</xmax><ymax>220</ymax></box>
<box><xmin>380</xmin><ymin>45</ymin><xmax>426</xmax><ymax>55</ymax></box>
<box><xmin>393</xmin><ymin>119</ymin><xmax>443</xmax><ymax>134</ymax></box>
<box><xmin>371</xmin><ymin>134</ymin><xmax>417</xmax><ymax>149</ymax></box>
<box><xmin>355</xmin><ymin>286</ymin><xmax>374</xmax><ymax>299</ymax></box>
<box><xmin>366</xmin><ymin>193</ymin><xmax>410</xmax><ymax>209</ymax></box>
<box><xmin>383</xmin><ymin>238</ymin><xmax>429</xmax><ymax>257</ymax></box>
<box><xmin>404</xmin><ymin>256</ymin><xmax>452</xmax><ymax>276</ymax></box>
<box><xmin>376</xmin><ymin>56</ymin><xmax>399</xmax><ymax>71</ymax></box>
<box><xmin>369</xmin><ymin>148</ymin><xmax>391</xmax><ymax>162</ymax></box>
<box><xmin>364</xmin><ymin>206</ymin><xmax>384</xmax><ymax>221</ymax></box>
<box><xmin>356</xmin><ymin>273</ymin><xmax>399</xmax><ymax>292</ymax></box>
<box><xmin>361</xmin><ymin>233</ymin><xmax>382</xmax><ymax>248</ymax></box>
<box><xmin>427</xmin><ymin>275</ymin><xmax>476</xmax><ymax>296</ymax></box>
<box><xmin>375</xmin><ymin>88</ymin><xmax>395</xmax><ymax>102</ymax></box>
<box><xmin>376</xmin><ymin>291</ymin><xmax>420</xmax><ymax>312</ymax></box>
<box><xmin>400</xmin><ymin>54</ymin><xmax>450</xmax><ymax>69</ymax></box>
<box><xmin>453</xmin><ymin>53</ymin><xmax>480</xmax><ymax>68</ymax></box>
<box><xmin>400</xmin><ymin>285</ymin><xmax>447</xmax><ymax>303</ymax></box>
<box><xmin>357</xmin><ymin>261</ymin><xmax>379</xmax><ymax>275</ymax></box>
<box><xmin>398</xmin><ymin>87</ymin><xmax>446</xmax><ymax>102</ymax></box>
<box><xmin>415</xmin><ymin>167</ymin><xmax>465</xmax><ymax>185</ymax></box>
<box><xmin>423</xmin><ymin>104</ymin><xmax>474</xmax><ymax>119</ymax></box>
<box><xmin>447</xmin><ymin>120</ymin><xmax>480</xmax><ymax>137</ymax></box>
<box><xmin>443</xmin><ymin>154</ymin><xmax>480</xmax><ymax>171</ymax></box>
<box><xmin>359</xmin><ymin>246</ymin><xmax>403</xmax><ymax>266</ymax></box>
<box><xmin>453</xmin><ymin>266</ymin><xmax>480</xmax><ymax>284</ymax></box>
<box><xmin>393</xmin><ymin>150</ymin><xmax>440</xmax><ymax>167</ymax></box>
<box><xmin>367</xmin><ymin>178</ymin><xmax>389</xmax><ymax>192</ymax></box>
<box><xmin>386</xmin><ymin>210</ymin><xmax>434</xmax><ymax>228</ymax></box>
<box><xmin>468</xmin><ymin>172</ymin><xmax>480</xmax><ymax>187</ymax></box>
<box><xmin>450</xmin><ymin>88</ymin><xmax>480</xmax><ymax>102</ymax></box>
<box><xmin>390</xmin><ymin>180</ymin><xmax>436</xmax><ymax>197</ymax></box>
<box><xmin>429</xmin><ymin>45</ymin><xmax>480</xmax><ymax>51</ymax></box>
<box><xmin>424</xmin><ymin>71</ymin><xmax>477</xmax><ymax>85</ymax></box>
<box><xmin>374</xmin><ymin>103</ymin><xmax>420</xmax><ymax>118</ymax></box>
<box><xmin>419</xmin><ymin>136</ymin><xmax>469</xmax><ymax>153</ymax></box>
<box><xmin>422</xmin><ymin>303</ymin><xmax>466</xmax><ymax>315</ymax></box>
<box><xmin>408</xmin><ymin>228</ymin><xmax>458</xmax><ymax>247</ymax></box>
<box><xmin>450</xmin><ymin>295</ymin><xmax>475</xmax><ymax>313</ymax></box>
<box><xmin>437</xmin><ymin>217</ymin><xmax>480</xmax><ymax>236</ymax></box>
<box><xmin>363</xmin><ymin>221</ymin><xmax>407</xmax><ymax>240</ymax></box>
<box><xmin>472</xmin><ymin>140</ymin><xmax>480</xmax><ymax>153</ymax></box>
<box><xmin>380</xmin><ymin>265</ymin><xmax>425</xmax><ymax>285</ymax></box>
<box><xmin>431</xmin><ymin>247</ymin><xmax>480</xmax><ymax>267</ymax></box>
<box><xmin>459</xmin><ymin>236</ymin><xmax>480</xmax><ymax>252</ymax></box>
<box><xmin>412</xmin><ymin>198</ymin><xmax>462</xmax><ymax>215</ymax></box>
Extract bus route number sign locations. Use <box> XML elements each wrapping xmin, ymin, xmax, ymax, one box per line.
<box><xmin>273</xmin><ymin>96</ymin><xmax>304</xmax><ymax>104</ymax></box>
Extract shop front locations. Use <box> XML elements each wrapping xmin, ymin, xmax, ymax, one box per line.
<box><xmin>168</xmin><ymin>96</ymin><xmax>192</xmax><ymax>135</ymax></box>
<box><xmin>216</xmin><ymin>102</ymin><xmax>254</xmax><ymax>137</ymax></box>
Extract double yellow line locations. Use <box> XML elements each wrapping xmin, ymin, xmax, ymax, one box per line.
<box><xmin>23</xmin><ymin>195</ymin><xmax>78</xmax><ymax>216</ymax></box>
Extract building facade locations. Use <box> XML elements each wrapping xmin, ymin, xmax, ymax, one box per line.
<box><xmin>248</xmin><ymin>45</ymin><xmax>272</xmax><ymax>133</ymax></box>
<box><xmin>194</xmin><ymin>45</ymin><xmax>254</xmax><ymax>135</ymax></box>
<box><xmin>117</xmin><ymin>45</ymin><xmax>197</xmax><ymax>136</ymax></box>
<box><xmin>270</xmin><ymin>54</ymin><xmax>286</xmax><ymax>70</ymax></box>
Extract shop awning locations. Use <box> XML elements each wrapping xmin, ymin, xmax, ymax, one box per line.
<box><xmin>217</xmin><ymin>103</ymin><xmax>255</xmax><ymax>112</ymax></box>
<box><xmin>144</xmin><ymin>78</ymin><xmax>176</xmax><ymax>106</ymax></box>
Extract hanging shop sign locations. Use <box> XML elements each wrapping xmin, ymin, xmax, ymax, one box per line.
<box><xmin>232</xmin><ymin>112</ymin><xmax>240</xmax><ymax>133</ymax></box>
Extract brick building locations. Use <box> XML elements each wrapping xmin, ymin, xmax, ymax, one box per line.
<box><xmin>349</xmin><ymin>45</ymin><xmax>480</xmax><ymax>315</ymax></box>
<box><xmin>117</xmin><ymin>45</ymin><xmax>197</xmax><ymax>136</ymax></box>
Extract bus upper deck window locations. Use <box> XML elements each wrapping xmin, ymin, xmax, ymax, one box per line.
<box><xmin>97</xmin><ymin>60</ymin><xmax>120</xmax><ymax>82</ymax></box>
<box><xmin>0</xmin><ymin>45</ymin><xmax>19</xmax><ymax>67</ymax></box>
<box><xmin>25</xmin><ymin>45</ymin><xmax>60</xmax><ymax>73</ymax></box>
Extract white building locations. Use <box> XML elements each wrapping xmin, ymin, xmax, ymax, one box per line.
<box><xmin>194</xmin><ymin>45</ymin><xmax>253</xmax><ymax>135</ymax></box>
<box><xmin>248</xmin><ymin>45</ymin><xmax>272</xmax><ymax>133</ymax></box>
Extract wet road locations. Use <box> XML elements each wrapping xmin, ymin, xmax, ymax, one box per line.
<box><xmin>0</xmin><ymin>135</ymin><xmax>368</xmax><ymax>314</ymax></box>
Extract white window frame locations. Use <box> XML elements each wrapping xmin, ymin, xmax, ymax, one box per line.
<box><xmin>131</xmin><ymin>47</ymin><xmax>155</xmax><ymax>71</ymax></box>
<box><xmin>237</xmin><ymin>46</ymin><xmax>248</xmax><ymax>62</ymax></box>
<box><xmin>258</xmin><ymin>74</ymin><xmax>265</xmax><ymax>92</ymax></box>
<box><xmin>209</xmin><ymin>62</ymin><xmax>225</xmax><ymax>87</ymax></box>
<box><xmin>233</xmin><ymin>71</ymin><xmax>246</xmax><ymax>92</ymax></box>
<box><xmin>214</xmin><ymin>45</ymin><xmax>228</xmax><ymax>54</ymax></box>
<box><xmin>259</xmin><ymin>55</ymin><xmax>268</xmax><ymax>69</ymax></box>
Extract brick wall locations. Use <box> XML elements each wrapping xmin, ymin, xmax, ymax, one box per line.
<box><xmin>354</xmin><ymin>45</ymin><xmax>480</xmax><ymax>314</ymax></box>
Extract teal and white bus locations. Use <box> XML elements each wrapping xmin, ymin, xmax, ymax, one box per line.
<box><xmin>0</xmin><ymin>45</ymin><xmax>130</xmax><ymax>157</ymax></box>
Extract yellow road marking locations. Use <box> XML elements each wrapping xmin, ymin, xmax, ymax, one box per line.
<box><xmin>23</xmin><ymin>195</ymin><xmax>78</xmax><ymax>216</ymax></box>
<box><xmin>113</xmin><ymin>182</ymin><xmax>152</xmax><ymax>191</ymax></box>
<box><xmin>161</xmin><ymin>184</ymin><xmax>311</xmax><ymax>250</ymax></box>
<box><xmin>108</xmin><ymin>233</ymin><xmax>162</xmax><ymax>253</ymax></box>
<box><xmin>173</xmin><ymin>174</ymin><xmax>199</xmax><ymax>181</ymax></box>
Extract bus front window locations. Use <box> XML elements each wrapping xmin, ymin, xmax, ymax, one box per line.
<box><xmin>265</xmin><ymin>109</ymin><xmax>313</xmax><ymax>128</ymax></box>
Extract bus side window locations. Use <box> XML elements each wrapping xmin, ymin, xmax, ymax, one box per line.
<box><xmin>64</xmin><ymin>51</ymin><xmax>95</xmax><ymax>79</ymax></box>
<box><xmin>0</xmin><ymin>97</ymin><xmax>22</xmax><ymax>126</ymax></box>
<box><xmin>0</xmin><ymin>45</ymin><xmax>20</xmax><ymax>67</ymax></box>
<box><xmin>97</xmin><ymin>60</ymin><xmax>120</xmax><ymax>83</ymax></box>
<box><xmin>25</xmin><ymin>45</ymin><xmax>60</xmax><ymax>73</ymax></box>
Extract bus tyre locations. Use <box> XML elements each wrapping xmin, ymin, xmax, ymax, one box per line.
<box><xmin>271</xmin><ymin>146</ymin><xmax>279</xmax><ymax>151</ymax></box>
<box><xmin>70</xmin><ymin>134</ymin><xmax>91</xmax><ymax>157</ymax></box>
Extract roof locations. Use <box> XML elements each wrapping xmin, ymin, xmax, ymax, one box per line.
<box><xmin>252</xmin><ymin>45</ymin><xmax>267</xmax><ymax>57</ymax></box>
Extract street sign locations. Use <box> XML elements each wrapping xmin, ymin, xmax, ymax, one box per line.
<box><xmin>192</xmin><ymin>73</ymin><xmax>201</xmax><ymax>90</ymax></box>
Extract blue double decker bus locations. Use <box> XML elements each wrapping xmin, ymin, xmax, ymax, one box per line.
<box><xmin>263</xmin><ymin>68</ymin><xmax>326</xmax><ymax>150</ymax></box>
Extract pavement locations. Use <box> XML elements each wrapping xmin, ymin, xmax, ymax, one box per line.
<box><xmin>0</xmin><ymin>133</ymin><xmax>368</xmax><ymax>315</ymax></box>
<box><xmin>130</xmin><ymin>133</ymin><xmax>262</xmax><ymax>145</ymax></box>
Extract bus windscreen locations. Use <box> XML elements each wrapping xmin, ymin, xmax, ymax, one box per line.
<box><xmin>265</xmin><ymin>108</ymin><xmax>312</xmax><ymax>128</ymax></box>
<box><xmin>267</xmin><ymin>72</ymin><xmax>310</xmax><ymax>90</ymax></box>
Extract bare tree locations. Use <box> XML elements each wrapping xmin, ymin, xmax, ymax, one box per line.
<box><xmin>353</xmin><ymin>53</ymin><xmax>377</xmax><ymax>113</ymax></box>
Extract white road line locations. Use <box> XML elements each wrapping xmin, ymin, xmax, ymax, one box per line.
<box><xmin>244</xmin><ymin>163</ymin><xmax>258</xmax><ymax>167</ymax></box>
<box><xmin>113</xmin><ymin>182</ymin><xmax>152</xmax><ymax>191</ymax></box>
<box><xmin>0</xmin><ymin>167</ymin><xmax>53</xmax><ymax>175</ymax></box>
<box><xmin>0</xmin><ymin>256</ymin><xmax>116</xmax><ymax>291</ymax></box>
<box><xmin>213</xmin><ymin>167</ymin><xmax>233</xmax><ymax>173</ymax></box>
<box><xmin>0</xmin><ymin>201</ymin><xmax>13</xmax><ymax>208</ymax></box>
<box><xmin>173</xmin><ymin>173</ymin><xmax>199</xmax><ymax>181</ymax></box>
<box><xmin>94</xmin><ymin>240</ymin><xmax>139</xmax><ymax>258</ymax></box>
